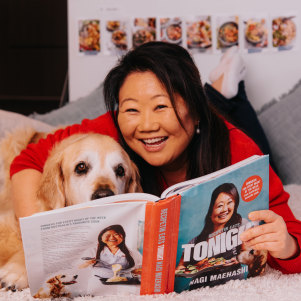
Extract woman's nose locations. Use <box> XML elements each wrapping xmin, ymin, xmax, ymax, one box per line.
<box><xmin>138</xmin><ymin>111</ymin><xmax>160</xmax><ymax>132</ymax></box>
<box><xmin>221</xmin><ymin>204</ymin><xmax>228</xmax><ymax>211</ymax></box>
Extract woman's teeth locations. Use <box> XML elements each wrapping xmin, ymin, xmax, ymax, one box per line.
<box><xmin>142</xmin><ymin>137</ymin><xmax>167</xmax><ymax>145</ymax></box>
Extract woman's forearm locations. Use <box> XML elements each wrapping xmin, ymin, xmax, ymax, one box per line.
<box><xmin>11</xmin><ymin>169</ymin><xmax>42</xmax><ymax>218</ymax></box>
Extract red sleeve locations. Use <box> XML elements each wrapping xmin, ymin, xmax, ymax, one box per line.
<box><xmin>10</xmin><ymin>112</ymin><xmax>119</xmax><ymax>177</ymax></box>
<box><xmin>228</xmin><ymin>124</ymin><xmax>301</xmax><ymax>274</ymax></box>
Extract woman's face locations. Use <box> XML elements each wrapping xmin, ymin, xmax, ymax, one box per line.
<box><xmin>101</xmin><ymin>230</ymin><xmax>123</xmax><ymax>247</ymax></box>
<box><xmin>211</xmin><ymin>192</ymin><xmax>235</xmax><ymax>227</ymax></box>
<box><xmin>118</xmin><ymin>71</ymin><xmax>197</xmax><ymax>171</ymax></box>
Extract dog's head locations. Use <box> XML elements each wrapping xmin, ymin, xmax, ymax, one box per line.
<box><xmin>237</xmin><ymin>244</ymin><xmax>268</xmax><ymax>277</ymax></box>
<box><xmin>37</xmin><ymin>133</ymin><xmax>142</xmax><ymax>210</ymax></box>
<box><xmin>47</xmin><ymin>274</ymin><xmax>78</xmax><ymax>286</ymax></box>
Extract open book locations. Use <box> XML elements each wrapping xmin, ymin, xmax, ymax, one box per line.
<box><xmin>20</xmin><ymin>155</ymin><xmax>269</xmax><ymax>297</ymax></box>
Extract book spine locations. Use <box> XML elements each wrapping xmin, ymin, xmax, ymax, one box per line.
<box><xmin>166</xmin><ymin>195</ymin><xmax>181</xmax><ymax>293</ymax></box>
<box><xmin>140</xmin><ymin>195</ymin><xmax>181</xmax><ymax>295</ymax></box>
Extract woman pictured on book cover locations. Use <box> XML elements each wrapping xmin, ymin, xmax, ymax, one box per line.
<box><xmin>80</xmin><ymin>224</ymin><xmax>142</xmax><ymax>283</ymax></box>
<box><xmin>175</xmin><ymin>183</ymin><xmax>259</xmax><ymax>289</ymax></box>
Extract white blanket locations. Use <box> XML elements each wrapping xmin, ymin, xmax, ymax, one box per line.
<box><xmin>0</xmin><ymin>185</ymin><xmax>300</xmax><ymax>301</ymax></box>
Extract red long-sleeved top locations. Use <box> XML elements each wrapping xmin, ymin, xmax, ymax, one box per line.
<box><xmin>10</xmin><ymin>112</ymin><xmax>301</xmax><ymax>274</ymax></box>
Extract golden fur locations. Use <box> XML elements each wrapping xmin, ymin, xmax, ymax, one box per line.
<box><xmin>33</xmin><ymin>274</ymin><xmax>78</xmax><ymax>298</ymax></box>
<box><xmin>237</xmin><ymin>244</ymin><xmax>268</xmax><ymax>277</ymax></box>
<box><xmin>0</xmin><ymin>128</ymin><xmax>142</xmax><ymax>290</ymax></box>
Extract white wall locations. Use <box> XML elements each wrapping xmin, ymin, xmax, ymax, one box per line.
<box><xmin>68</xmin><ymin>0</ymin><xmax>301</xmax><ymax>111</ymax></box>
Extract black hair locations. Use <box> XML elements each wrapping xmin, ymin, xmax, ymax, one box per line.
<box><xmin>95</xmin><ymin>224</ymin><xmax>135</xmax><ymax>269</ymax></box>
<box><xmin>193</xmin><ymin>183</ymin><xmax>242</xmax><ymax>244</ymax></box>
<box><xmin>104</xmin><ymin>41</ymin><xmax>231</xmax><ymax>196</ymax></box>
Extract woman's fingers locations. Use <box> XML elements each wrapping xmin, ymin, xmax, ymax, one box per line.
<box><xmin>248</xmin><ymin>210</ymin><xmax>279</xmax><ymax>223</ymax></box>
<box><xmin>240</xmin><ymin>209</ymin><xmax>296</xmax><ymax>259</ymax></box>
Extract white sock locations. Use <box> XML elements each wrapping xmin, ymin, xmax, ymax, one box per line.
<box><xmin>221</xmin><ymin>55</ymin><xmax>246</xmax><ymax>99</ymax></box>
<box><xmin>209</xmin><ymin>46</ymin><xmax>239</xmax><ymax>83</ymax></box>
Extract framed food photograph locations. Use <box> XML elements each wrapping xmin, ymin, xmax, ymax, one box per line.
<box><xmin>159</xmin><ymin>17</ymin><xmax>183</xmax><ymax>46</ymax></box>
<box><xmin>78</xmin><ymin>19</ymin><xmax>101</xmax><ymax>54</ymax></box>
<box><xmin>185</xmin><ymin>15</ymin><xmax>212</xmax><ymax>53</ymax></box>
<box><xmin>271</xmin><ymin>14</ymin><xmax>298</xmax><ymax>51</ymax></box>
<box><xmin>215</xmin><ymin>15</ymin><xmax>239</xmax><ymax>52</ymax></box>
<box><xmin>242</xmin><ymin>15</ymin><xmax>269</xmax><ymax>53</ymax></box>
<box><xmin>104</xmin><ymin>19</ymin><xmax>130</xmax><ymax>56</ymax></box>
<box><xmin>132</xmin><ymin>17</ymin><xmax>156</xmax><ymax>49</ymax></box>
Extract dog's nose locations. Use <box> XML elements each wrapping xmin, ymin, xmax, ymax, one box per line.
<box><xmin>91</xmin><ymin>188</ymin><xmax>115</xmax><ymax>200</ymax></box>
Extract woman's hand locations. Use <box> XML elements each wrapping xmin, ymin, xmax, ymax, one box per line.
<box><xmin>78</xmin><ymin>259</ymin><xmax>96</xmax><ymax>269</ymax></box>
<box><xmin>240</xmin><ymin>210</ymin><xmax>299</xmax><ymax>260</ymax></box>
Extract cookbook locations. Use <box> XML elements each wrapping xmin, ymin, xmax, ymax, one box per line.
<box><xmin>20</xmin><ymin>155</ymin><xmax>269</xmax><ymax>297</ymax></box>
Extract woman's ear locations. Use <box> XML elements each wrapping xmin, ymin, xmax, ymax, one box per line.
<box><xmin>36</xmin><ymin>151</ymin><xmax>66</xmax><ymax>211</ymax></box>
<box><xmin>195</xmin><ymin>120</ymin><xmax>200</xmax><ymax>134</ymax></box>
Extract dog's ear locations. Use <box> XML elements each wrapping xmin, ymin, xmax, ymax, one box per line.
<box><xmin>126</xmin><ymin>161</ymin><xmax>143</xmax><ymax>193</ymax></box>
<box><xmin>37</xmin><ymin>150</ymin><xmax>66</xmax><ymax>211</ymax></box>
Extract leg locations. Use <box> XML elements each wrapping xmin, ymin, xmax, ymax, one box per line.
<box><xmin>206</xmin><ymin>49</ymin><xmax>278</xmax><ymax>173</ymax></box>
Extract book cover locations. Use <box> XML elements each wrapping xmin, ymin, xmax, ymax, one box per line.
<box><xmin>170</xmin><ymin>155</ymin><xmax>269</xmax><ymax>292</ymax></box>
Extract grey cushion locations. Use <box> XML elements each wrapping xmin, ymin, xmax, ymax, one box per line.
<box><xmin>30</xmin><ymin>82</ymin><xmax>107</xmax><ymax>126</ymax></box>
<box><xmin>258</xmin><ymin>80</ymin><xmax>301</xmax><ymax>185</ymax></box>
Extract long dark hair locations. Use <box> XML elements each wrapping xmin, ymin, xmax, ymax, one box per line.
<box><xmin>194</xmin><ymin>183</ymin><xmax>242</xmax><ymax>244</ymax></box>
<box><xmin>95</xmin><ymin>224</ymin><xmax>135</xmax><ymax>269</ymax></box>
<box><xmin>104</xmin><ymin>41</ymin><xmax>231</xmax><ymax>195</ymax></box>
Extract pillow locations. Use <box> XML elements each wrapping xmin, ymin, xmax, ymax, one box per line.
<box><xmin>258</xmin><ymin>80</ymin><xmax>301</xmax><ymax>185</ymax></box>
<box><xmin>0</xmin><ymin>110</ymin><xmax>54</xmax><ymax>141</ymax></box>
<box><xmin>30</xmin><ymin>82</ymin><xmax>106</xmax><ymax>126</ymax></box>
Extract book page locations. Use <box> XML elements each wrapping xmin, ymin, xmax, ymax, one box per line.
<box><xmin>29</xmin><ymin>193</ymin><xmax>159</xmax><ymax>217</ymax></box>
<box><xmin>20</xmin><ymin>202</ymin><xmax>147</xmax><ymax>297</ymax></box>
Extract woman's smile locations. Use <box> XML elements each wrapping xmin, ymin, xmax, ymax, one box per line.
<box><xmin>140</xmin><ymin>136</ymin><xmax>168</xmax><ymax>151</ymax></box>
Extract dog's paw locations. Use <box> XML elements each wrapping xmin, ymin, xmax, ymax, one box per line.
<box><xmin>0</xmin><ymin>261</ymin><xmax>28</xmax><ymax>290</ymax></box>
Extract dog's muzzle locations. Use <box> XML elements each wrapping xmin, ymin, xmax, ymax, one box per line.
<box><xmin>91</xmin><ymin>188</ymin><xmax>115</xmax><ymax>200</ymax></box>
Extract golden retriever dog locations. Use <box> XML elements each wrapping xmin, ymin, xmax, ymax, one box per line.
<box><xmin>0</xmin><ymin>128</ymin><xmax>142</xmax><ymax>291</ymax></box>
<box><xmin>237</xmin><ymin>244</ymin><xmax>268</xmax><ymax>278</ymax></box>
<box><xmin>33</xmin><ymin>274</ymin><xmax>78</xmax><ymax>299</ymax></box>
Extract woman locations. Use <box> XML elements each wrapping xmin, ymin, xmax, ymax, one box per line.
<box><xmin>175</xmin><ymin>183</ymin><xmax>247</xmax><ymax>288</ymax></box>
<box><xmin>82</xmin><ymin>224</ymin><xmax>141</xmax><ymax>279</ymax></box>
<box><xmin>10</xmin><ymin>42</ymin><xmax>301</xmax><ymax>276</ymax></box>
<box><xmin>193</xmin><ymin>183</ymin><xmax>242</xmax><ymax>244</ymax></box>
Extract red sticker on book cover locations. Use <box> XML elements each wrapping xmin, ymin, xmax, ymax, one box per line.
<box><xmin>241</xmin><ymin>175</ymin><xmax>263</xmax><ymax>202</ymax></box>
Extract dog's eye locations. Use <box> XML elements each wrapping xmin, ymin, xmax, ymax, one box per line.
<box><xmin>75</xmin><ymin>162</ymin><xmax>89</xmax><ymax>175</ymax></box>
<box><xmin>249</xmin><ymin>249</ymin><xmax>254</xmax><ymax>255</ymax></box>
<box><xmin>115</xmin><ymin>164</ymin><xmax>125</xmax><ymax>177</ymax></box>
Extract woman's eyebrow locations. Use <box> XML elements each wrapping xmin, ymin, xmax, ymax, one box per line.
<box><xmin>119</xmin><ymin>94</ymin><xmax>169</xmax><ymax>106</ymax></box>
<box><xmin>119</xmin><ymin>98</ymin><xmax>138</xmax><ymax>106</ymax></box>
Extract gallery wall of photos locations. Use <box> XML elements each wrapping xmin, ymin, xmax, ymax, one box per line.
<box><xmin>78</xmin><ymin>13</ymin><xmax>298</xmax><ymax>57</ymax></box>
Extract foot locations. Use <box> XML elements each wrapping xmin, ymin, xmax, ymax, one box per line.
<box><xmin>0</xmin><ymin>251</ymin><xmax>28</xmax><ymax>290</ymax></box>
<box><xmin>221</xmin><ymin>54</ymin><xmax>246</xmax><ymax>99</ymax></box>
<box><xmin>209</xmin><ymin>46</ymin><xmax>239</xmax><ymax>83</ymax></box>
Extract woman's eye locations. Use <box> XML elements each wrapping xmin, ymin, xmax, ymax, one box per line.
<box><xmin>125</xmin><ymin>108</ymin><xmax>138</xmax><ymax>112</ymax></box>
<box><xmin>156</xmin><ymin>104</ymin><xmax>167</xmax><ymax>110</ymax></box>
<box><xmin>75</xmin><ymin>162</ymin><xmax>89</xmax><ymax>175</ymax></box>
<box><xmin>115</xmin><ymin>164</ymin><xmax>125</xmax><ymax>177</ymax></box>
